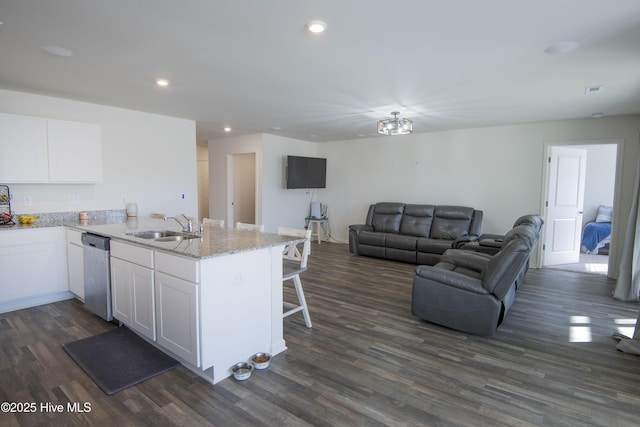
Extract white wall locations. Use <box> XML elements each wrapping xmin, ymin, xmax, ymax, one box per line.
<box><xmin>0</xmin><ymin>89</ymin><xmax>198</xmax><ymax>219</ymax></box>
<box><xmin>318</xmin><ymin>115</ymin><xmax>640</xmax><ymax>275</ymax></box>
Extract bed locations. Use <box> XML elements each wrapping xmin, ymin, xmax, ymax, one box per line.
<box><xmin>581</xmin><ymin>205</ymin><xmax>612</xmax><ymax>255</ymax></box>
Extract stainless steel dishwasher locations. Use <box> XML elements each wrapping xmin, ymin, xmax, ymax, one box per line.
<box><xmin>81</xmin><ymin>233</ymin><xmax>113</xmax><ymax>321</ymax></box>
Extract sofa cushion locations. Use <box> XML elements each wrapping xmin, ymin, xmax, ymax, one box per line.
<box><xmin>417</xmin><ymin>238</ymin><xmax>453</xmax><ymax>255</ymax></box>
<box><xmin>386</xmin><ymin>234</ymin><xmax>418</xmax><ymax>250</ymax></box>
<box><xmin>359</xmin><ymin>230</ymin><xmax>386</xmax><ymax>246</ymax></box>
<box><xmin>400</xmin><ymin>204</ymin><xmax>435</xmax><ymax>237</ymax></box>
<box><xmin>371</xmin><ymin>203</ymin><xmax>405</xmax><ymax>234</ymax></box>
<box><xmin>430</xmin><ymin>206</ymin><xmax>474</xmax><ymax>240</ymax></box>
<box><xmin>386</xmin><ymin>248</ymin><xmax>417</xmax><ymax>263</ymax></box>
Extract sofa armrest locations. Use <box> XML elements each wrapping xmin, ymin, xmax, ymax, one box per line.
<box><xmin>415</xmin><ymin>265</ymin><xmax>489</xmax><ymax>294</ymax></box>
<box><xmin>478</xmin><ymin>233</ymin><xmax>505</xmax><ymax>242</ymax></box>
<box><xmin>440</xmin><ymin>249</ymin><xmax>492</xmax><ymax>272</ymax></box>
<box><xmin>458</xmin><ymin>242</ymin><xmax>502</xmax><ymax>256</ymax></box>
<box><xmin>349</xmin><ymin>224</ymin><xmax>373</xmax><ymax>233</ymax></box>
<box><xmin>453</xmin><ymin>234</ymin><xmax>479</xmax><ymax>249</ymax></box>
<box><xmin>348</xmin><ymin>224</ymin><xmax>373</xmax><ymax>253</ymax></box>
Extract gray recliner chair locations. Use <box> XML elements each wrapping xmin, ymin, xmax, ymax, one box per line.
<box><xmin>411</xmin><ymin>219</ymin><xmax>542</xmax><ymax>335</ymax></box>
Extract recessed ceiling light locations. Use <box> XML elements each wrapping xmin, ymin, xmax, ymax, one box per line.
<box><xmin>306</xmin><ymin>20</ymin><xmax>327</xmax><ymax>33</ymax></box>
<box><xmin>42</xmin><ymin>45</ymin><xmax>74</xmax><ymax>57</ymax></box>
<box><xmin>271</xmin><ymin>126</ymin><xmax>282</xmax><ymax>131</ymax></box>
<box><xmin>224</xmin><ymin>127</ymin><xmax>232</xmax><ymax>132</ymax></box>
<box><xmin>308</xmin><ymin>134</ymin><xmax>318</xmax><ymax>138</ymax></box>
<box><xmin>156</xmin><ymin>79</ymin><xmax>170</xmax><ymax>87</ymax></box>
<box><xmin>591</xmin><ymin>112</ymin><xmax>604</xmax><ymax>118</ymax></box>
<box><xmin>544</xmin><ymin>42</ymin><xmax>579</xmax><ymax>55</ymax></box>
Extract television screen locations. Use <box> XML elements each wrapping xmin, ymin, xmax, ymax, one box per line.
<box><xmin>286</xmin><ymin>156</ymin><xmax>327</xmax><ymax>189</ymax></box>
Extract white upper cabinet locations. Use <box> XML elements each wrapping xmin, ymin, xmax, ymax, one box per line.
<box><xmin>0</xmin><ymin>113</ymin><xmax>102</xmax><ymax>183</ymax></box>
<box><xmin>0</xmin><ymin>114</ymin><xmax>49</xmax><ymax>183</ymax></box>
<box><xmin>48</xmin><ymin>119</ymin><xmax>103</xmax><ymax>183</ymax></box>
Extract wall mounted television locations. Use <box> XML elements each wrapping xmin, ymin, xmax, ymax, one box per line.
<box><xmin>286</xmin><ymin>155</ymin><xmax>327</xmax><ymax>189</ymax></box>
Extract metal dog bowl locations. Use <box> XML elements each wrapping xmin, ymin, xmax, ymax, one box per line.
<box><xmin>231</xmin><ymin>362</ymin><xmax>253</xmax><ymax>381</ymax></box>
<box><xmin>250</xmin><ymin>352</ymin><xmax>272</xmax><ymax>370</ymax></box>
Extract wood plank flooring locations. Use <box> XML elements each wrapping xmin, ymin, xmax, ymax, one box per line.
<box><xmin>1</xmin><ymin>242</ymin><xmax>640</xmax><ymax>426</ymax></box>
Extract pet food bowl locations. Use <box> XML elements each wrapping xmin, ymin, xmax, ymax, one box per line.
<box><xmin>231</xmin><ymin>362</ymin><xmax>253</xmax><ymax>381</ymax></box>
<box><xmin>250</xmin><ymin>352</ymin><xmax>272</xmax><ymax>370</ymax></box>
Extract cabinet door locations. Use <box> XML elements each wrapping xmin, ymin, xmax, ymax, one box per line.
<box><xmin>47</xmin><ymin>119</ymin><xmax>103</xmax><ymax>183</ymax></box>
<box><xmin>111</xmin><ymin>254</ymin><xmax>155</xmax><ymax>340</ymax></box>
<box><xmin>155</xmin><ymin>271</ymin><xmax>199</xmax><ymax>366</ymax></box>
<box><xmin>0</xmin><ymin>114</ymin><xmax>49</xmax><ymax>183</ymax></box>
<box><xmin>110</xmin><ymin>257</ymin><xmax>133</xmax><ymax>325</ymax></box>
<box><xmin>67</xmin><ymin>242</ymin><xmax>84</xmax><ymax>299</ymax></box>
<box><xmin>131</xmin><ymin>264</ymin><xmax>155</xmax><ymax>340</ymax></box>
<box><xmin>0</xmin><ymin>227</ymin><xmax>68</xmax><ymax>302</ymax></box>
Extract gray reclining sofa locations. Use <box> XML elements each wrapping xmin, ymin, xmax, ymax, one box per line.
<box><xmin>411</xmin><ymin>215</ymin><xmax>543</xmax><ymax>335</ymax></box>
<box><xmin>349</xmin><ymin>202</ymin><xmax>484</xmax><ymax>265</ymax></box>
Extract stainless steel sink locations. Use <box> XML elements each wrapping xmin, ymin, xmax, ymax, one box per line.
<box><xmin>126</xmin><ymin>230</ymin><xmax>200</xmax><ymax>242</ymax></box>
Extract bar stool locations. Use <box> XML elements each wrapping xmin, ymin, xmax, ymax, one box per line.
<box><xmin>203</xmin><ymin>218</ymin><xmax>225</xmax><ymax>227</ymax></box>
<box><xmin>278</xmin><ymin>227</ymin><xmax>312</xmax><ymax>328</ymax></box>
<box><xmin>236</xmin><ymin>222</ymin><xmax>264</xmax><ymax>232</ymax></box>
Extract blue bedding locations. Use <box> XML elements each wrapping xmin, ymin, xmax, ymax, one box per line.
<box><xmin>581</xmin><ymin>222</ymin><xmax>611</xmax><ymax>253</ymax></box>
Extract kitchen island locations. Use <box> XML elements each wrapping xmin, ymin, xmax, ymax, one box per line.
<box><xmin>1</xmin><ymin>214</ymin><xmax>299</xmax><ymax>384</ymax></box>
<box><xmin>71</xmin><ymin>218</ymin><xmax>298</xmax><ymax>384</ymax></box>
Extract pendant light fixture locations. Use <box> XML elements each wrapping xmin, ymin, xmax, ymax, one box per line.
<box><xmin>377</xmin><ymin>111</ymin><xmax>413</xmax><ymax>136</ymax></box>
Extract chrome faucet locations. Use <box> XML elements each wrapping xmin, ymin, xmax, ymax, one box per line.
<box><xmin>164</xmin><ymin>213</ymin><xmax>193</xmax><ymax>232</ymax></box>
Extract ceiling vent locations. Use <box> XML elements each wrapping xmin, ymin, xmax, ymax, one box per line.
<box><xmin>585</xmin><ymin>85</ymin><xmax>602</xmax><ymax>96</ymax></box>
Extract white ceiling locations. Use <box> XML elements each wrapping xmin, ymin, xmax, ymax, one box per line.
<box><xmin>1</xmin><ymin>1</ymin><xmax>639</xmax><ymax>143</ymax></box>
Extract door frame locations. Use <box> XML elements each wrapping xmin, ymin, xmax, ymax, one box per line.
<box><xmin>538</xmin><ymin>138</ymin><xmax>623</xmax><ymax>278</ymax></box>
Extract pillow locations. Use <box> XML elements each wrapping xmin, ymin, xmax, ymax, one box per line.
<box><xmin>595</xmin><ymin>205</ymin><xmax>613</xmax><ymax>223</ymax></box>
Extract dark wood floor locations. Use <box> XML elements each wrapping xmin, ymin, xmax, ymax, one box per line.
<box><xmin>2</xmin><ymin>242</ymin><xmax>640</xmax><ymax>426</ymax></box>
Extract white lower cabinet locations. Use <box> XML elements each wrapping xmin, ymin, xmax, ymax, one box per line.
<box><xmin>110</xmin><ymin>241</ymin><xmax>155</xmax><ymax>341</ymax></box>
<box><xmin>155</xmin><ymin>271</ymin><xmax>199</xmax><ymax>366</ymax></box>
<box><xmin>66</xmin><ymin>229</ymin><xmax>84</xmax><ymax>299</ymax></box>
<box><xmin>0</xmin><ymin>227</ymin><xmax>69</xmax><ymax>312</ymax></box>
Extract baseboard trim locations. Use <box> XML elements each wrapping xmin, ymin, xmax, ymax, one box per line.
<box><xmin>0</xmin><ymin>291</ymin><xmax>75</xmax><ymax>314</ymax></box>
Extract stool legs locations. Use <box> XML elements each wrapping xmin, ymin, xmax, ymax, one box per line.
<box><xmin>283</xmin><ymin>275</ymin><xmax>312</xmax><ymax>328</ymax></box>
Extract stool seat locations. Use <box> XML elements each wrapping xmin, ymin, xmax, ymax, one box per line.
<box><xmin>283</xmin><ymin>260</ymin><xmax>307</xmax><ymax>280</ymax></box>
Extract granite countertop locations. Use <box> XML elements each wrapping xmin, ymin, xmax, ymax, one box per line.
<box><xmin>71</xmin><ymin>218</ymin><xmax>298</xmax><ymax>259</ymax></box>
<box><xmin>1</xmin><ymin>212</ymin><xmax>298</xmax><ymax>260</ymax></box>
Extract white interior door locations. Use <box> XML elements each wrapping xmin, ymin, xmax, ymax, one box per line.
<box><xmin>543</xmin><ymin>146</ymin><xmax>587</xmax><ymax>266</ymax></box>
<box><xmin>233</xmin><ymin>153</ymin><xmax>256</xmax><ymax>224</ymax></box>
<box><xmin>226</xmin><ymin>153</ymin><xmax>256</xmax><ymax>227</ymax></box>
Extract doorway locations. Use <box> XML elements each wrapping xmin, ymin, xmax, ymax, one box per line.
<box><xmin>226</xmin><ymin>152</ymin><xmax>257</xmax><ymax>227</ymax></box>
<box><xmin>541</xmin><ymin>141</ymin><xmax>619</xmax><ymax>276</ymax></box>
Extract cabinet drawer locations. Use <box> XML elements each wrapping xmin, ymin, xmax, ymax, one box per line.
<box><xmin>66</xmin><ymin>228</ymin><xmax>83</xmax><ymax>246</ymax></box>
<box><xmin>155</xmin><ymin>251</ymin><xmax>199</xmax><ymax>283</ymax></box>
<box><xmin>111</xmin><ymin>240</ymin><xmax>154</xmax><ymax>268</ymax></box>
